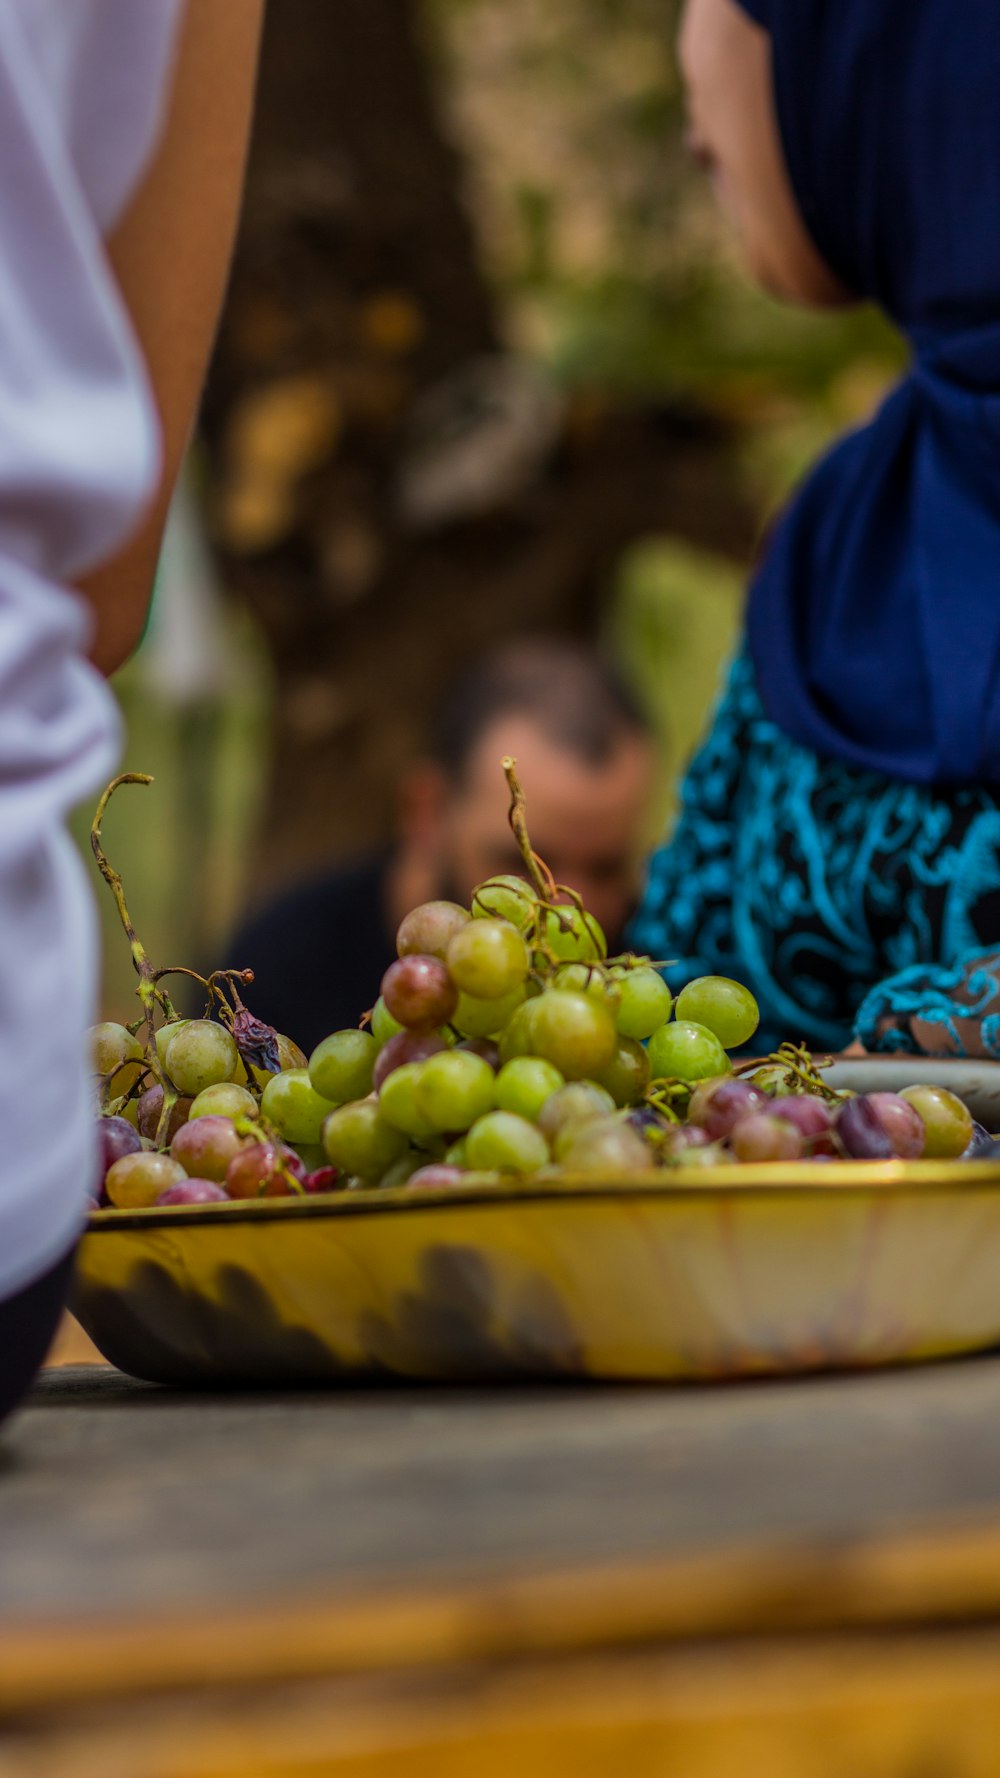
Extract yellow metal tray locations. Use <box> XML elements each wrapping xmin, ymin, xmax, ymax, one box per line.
<box><xmin>73</xmin><ymin>1060</ymin><xmax>1000</xmax><ymax>1385</ymax></box>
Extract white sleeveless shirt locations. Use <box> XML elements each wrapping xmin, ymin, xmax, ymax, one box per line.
<box><xmin>0</xmin><ymin>0</ymin><xmax>183</xmax><ymax>1299</ymax></box>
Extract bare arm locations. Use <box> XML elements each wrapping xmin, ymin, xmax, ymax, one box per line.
<box><xmin>81</xmin><ymin>0</ymin><xmax>265</xmax><ymax>677</ymax></box>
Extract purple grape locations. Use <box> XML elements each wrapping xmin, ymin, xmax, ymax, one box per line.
<box><xmin>373</xmin><ymin>1030</ymin><xmax>447</xmax><ymax>1092</ymax></box>
<box><xmin>626</xmin><ymin>1105</ymin><xmax>674</xmax><ymax>1135</ymax></box>
<box><xmin>689</xmin><ymin>1077</ymin><xmax>767</xmax><ymax>1140</ymax></box>
<box><xmin>772</xmin><ymin>1096</ymin><xmax>833</xmax><ymax>1139</ymax></box>
<box><xmin>868</xmin><ymin>1092</ymin><xmax>926</xmax><ymax>1159</ymax></box>
<box><xmin>156</xmin><ymin>1178</ymin><xmax>229</xmax><ymax>1206</ymax></box>
<box><xmin>98</xmin><ymin>1115</ymin><xmax>142</xmax><ymax>1177</ymax></box>
<box><xmin>836</xmin><ymin>1096</ymin><xmax>894</xmax><ymax>1160</ymax></box>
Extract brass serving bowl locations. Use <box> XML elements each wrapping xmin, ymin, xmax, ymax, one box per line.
<box><xmin>74</xmin><ymin>1060</ymin><xmax>1000</xmax><ymax>1386</ymax></box>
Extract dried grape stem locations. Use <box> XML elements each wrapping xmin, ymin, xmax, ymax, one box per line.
<box><xmin>502</xmin><ymin>756</ymin><xmax>556</xmax><ymax>902</ymax></box>
<box><xmin>90</xmin><ymin>775</ymin><xmax>170</xmax><ymax>1065</ymax></box>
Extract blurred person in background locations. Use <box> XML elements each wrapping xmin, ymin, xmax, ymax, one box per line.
<box><xmin>0</xmin><ymin>0</ymin><xmax>262</xmax><ymax>1429</ymax></box>
<box><xmin>632</xmin><ymin>0</ymin><xmax>1000</xmax><ymax>1060</ymax></box>
<box><xmin>230</xmin><ymin>639</ymin><xmax>654</xmax><ymax>1052</ymax></box>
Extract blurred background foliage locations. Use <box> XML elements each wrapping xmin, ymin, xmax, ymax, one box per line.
<box><xmin>92</xmin><ymin>0</ymin><xmax>902</xmax><ymax>1019</ymax></box>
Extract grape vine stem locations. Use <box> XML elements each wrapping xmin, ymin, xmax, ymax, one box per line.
<box><xmin>503</xmin><ymin>756</ymin><xmax>557</xmax><ymax>902</ymax></box>
<box><xmin>90</xmin><ymin>774</ymin><xmax>177</xmax><ymax>1142</ymax></box>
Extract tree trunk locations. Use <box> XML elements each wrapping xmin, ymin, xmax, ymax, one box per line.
<box><xmin>201</xmin><ymin>0</ymin><xmax>753</xmax><ymax>900</ymax></box>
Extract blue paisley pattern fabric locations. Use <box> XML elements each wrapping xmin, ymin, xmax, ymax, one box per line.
<box><xmin>630</xmin><ymin>650</ymin><xmax>1000</xmax><ymax>1057</ymax></box>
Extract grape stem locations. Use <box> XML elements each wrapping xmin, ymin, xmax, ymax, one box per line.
<box><xmin>503</xmin><ymin>757</ymin><xmax>557</xmax><ymax>903</ymax></box>
<box><xmin>90</xmin><ymin>775</ymin><xmax>175</xmax><ymax>1067</ymax></box>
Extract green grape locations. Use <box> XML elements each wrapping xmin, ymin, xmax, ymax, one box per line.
<box><xmin>465</xmin><ymin>1111</ymin><xmax>550</xmax><ymax>1174</ymax></box>
<box><xmin>647</xmin><ymin>1020</ymin><xmax>733</xmax><ymax>1085</ymax></box>
<box><xmin>495</xmin><ymin>1057</ymin><xmax>565</xmax><ymax>1122</ymax></box>
<box><xmin>900</xmin><ymin>1085</ymin><xmax>974</xmax><ymax>1159</ymax></box>
<box><xmin>444</xmin><ymin>1136</ymin><xmax>469</xmax><ymax>1167</ymax></box>
<box><xmin>673</xmin><ymin>1142</ymin><xmax>728</xmax><ymax>1169</ymax></box>
<box><xmin>537</xmin><ymin>904</ymin><xmax>606</xmax><ymax>963</ymax></box>
<box><xmin>308</xmin><ymin>1029</ymin><xmax>378</xmax><ymax>1104</ymax></box>
<box><xmin>552</xmin><ymin>963</ymin><xmax>621</xmax><ymax>1012</ymax></box>
<box><xmin>378</xmin><ymin>1062</ymin><xmax>436</xmax><ymax>1139</ymax></box>
<box><xmin>165</xmin><ymin>1021</ymin><xmax>240</xmax><ymax>1096</ymax></box>
<box><xmin>613</xmin><ymin>968</ymin><xmax>673</xmax><ymax>1041</ymax></box>
<box><xmin>471</xmin><ymin>875</ymin><xmax>537</xmax><ymax>931</ymax></box>
<box><xmin>90</xmin><ymin>1020</ymin><xmax>143</xmax><ymax>1077</ymax></box>
<box><xmin>379</xmin><ymin>1152</ymin><xmax>423</xmax><ymax>1189</ymax></box>
<box><xmin>397</xmin><ymin>900</ymin><xmax>469</xmax><ymax>961</ymax></box>
<box><xmin>104</xmin><ymin>1151</ymin><xmax>186</xmax><ymax>1209</ymax></box>
<box><xmin>452</xmin><ymin>984</ymin><xmax>527</xmax><ymax>1039</ymax></box>
<box><xmin>294</xmin><ymin>1143</ymin><xmax>327</xmax><ymax>1174</ymax></box>
<box><xmin>154</xmin><ymin>1020</ymin><xmax>188</xmax><ymax>1071</ymax></box>
<box><xmin>497</xmin><ymin>998</ymin><xmax>541</xmax><ymax>1063</ymax></box>
<box><xmin>675</xmin><ymin>977</ymin><xmax>760</xmax><ymax>1050</ymax></box>
<box><xmin>189</xmin><ymin>1082</ymin><xmax>257</xmax><ymax>1121</ymax></box>
<box><xmin>447</xmin><ymin>918</ymin><xmax>529</xmax><ymax>1000</ymax></box>
<box><xmin>557</xmin><ymin>1116</ymin><xmax>651</xmax><ymax>1174</ymax></box>
<box><xmin>322</xmin><ymin>1100</ymin><xmax>408</xmax><ymax>1177</ymax></box>
<box><xmin>530</xmin><ymin>990</ymin><xmax>617</xmax><ymax>1080</ymax></box>
<box><xmin>597</xmin><ymin>1036</ymin><xmax>651</xmax><ymax>1107</ymax></box>
<box><xmin>537</xmin><ymin>1081</ymin><xmax>616</xmax><ymax>1142</ymax></box>
<box><xmin>371</xmin><ymin>996</ymin><xmax>405</xmax><ymax>1047</ymax></box>
<box><xmin>260</xmin><ymin>1068</ymin><xmax>336</xmax><ymax>1145</ymax></box>
<box><xmin>414</xmin><ymin>1050</ymin><xmax>496</xmax><ymax>1133</ymax></box>
<box><xmin>90</xmin><ymin>1021</ymin><xmax>145</xmax><ymax>1099</ymax></box>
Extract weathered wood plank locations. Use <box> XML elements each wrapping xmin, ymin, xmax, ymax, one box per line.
<box><xmin>6</xmin><ymin>1360</ymin><xmax>1000</xmax><ymax>1630</ymax></box>
<box><xmin>5</xmin><ymin>1630</ymin><xmax>1000</xmax><ymax>1778</ymax></box>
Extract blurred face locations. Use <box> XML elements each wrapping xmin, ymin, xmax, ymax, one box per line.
<box><xmin>678</xmin><ymin>0</ymin><xmax>851</xmax><ymax>305</ymax></box>
<box><xmin>443</xmin><ymin>716</ymin><xmax>653</xmax><ymax>945</ymax></box>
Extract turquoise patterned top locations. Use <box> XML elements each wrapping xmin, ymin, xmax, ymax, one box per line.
<box><xmin>630</xmin><ymin>650</ymin><xmax>1000</xmax><ymax>1057</ymax></box>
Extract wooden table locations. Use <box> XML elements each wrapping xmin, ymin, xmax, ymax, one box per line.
<box><xmin>5</xmin><ymin>1359</ymin><xmax>1000</xmax><ymax>1775</ymax></box>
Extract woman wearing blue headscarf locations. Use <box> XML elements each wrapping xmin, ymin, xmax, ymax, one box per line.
<box><xmin>631</xmin><ymin>0</ymin><xmax>1000</xmax><ymax>1059</ymax></box>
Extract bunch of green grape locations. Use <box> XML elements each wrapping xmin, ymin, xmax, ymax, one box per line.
<box><xmin>315</xmin><ymin>879</ymin><xmax>767</xmax><ymax>1189</ymax></box>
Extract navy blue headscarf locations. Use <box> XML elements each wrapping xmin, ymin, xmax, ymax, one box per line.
<box><xmin>734</xmin><ymin>0</ymin><xmax>1000</xmax><ymax>784</ymax></box>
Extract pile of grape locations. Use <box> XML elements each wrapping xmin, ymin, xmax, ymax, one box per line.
<box><xmin>91</xmin><ymin>770</ymin><xmax>996</xmax><ymax>1211</ymax></box>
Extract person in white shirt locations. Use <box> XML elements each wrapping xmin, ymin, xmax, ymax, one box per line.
<box><xmin>0</xmin><ymin>0</ymin><xmax>263</xmax><ymax>1425</ymax></box>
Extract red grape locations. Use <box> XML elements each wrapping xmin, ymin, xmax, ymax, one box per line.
<box><xmin>157</xmin><ymin>1179</ymin><xmax>228</xmax><ymax>1206</ymax></box>
<box><xmin>226</xmin><ymin>1141</ymin><xmax>300</xmax><ymax>1199</ymax></box>
<box><xmin>868</xmin><ymin>1092</ymin><xmax>925</xmax><ymax>1159</ymax></box>
<box><xmin>771</xmin><ymin>1096</ymin><xmax>834</xmax><ymax>1139</ymax></box>
<box><xmin>137</xmin><ymin>1085</ymin><xmax>193</xmax><ymax>1143</ymax></box>
<box><xmin>731</xmin><ymin>1115</ymin><xmax>805</xmax><ymax>1162</ymax></box>
<box><xmin>171</xmin><ymin>1115</ymin><xmax>248</xmax><ymax>1182</ymax></box>
<box><xmin>302</xmin><ymin>1165</ymin><xmax>341</xmax><ymax>1194</ymax></box>
<box><xmin>381</xmin><ymin>955</ymin><xmax>458</xmax><ymax>1030</ymax></box>
<box><xmin>372</xmin><ymin>1030</ymin><xmax>447</xmax><ymax>1092</ymax></box>
<box><xmin>407</xmin><ymin>1165</ymin><xmax>466</xmax><ymax>1189</ymax></box>
<box><xmin>688</xmin><ymin>1077</ymin><xmax>767</xmax><ymax>1139</ymax></box>
<box><xmin>455</xmin><ymin>1038</ymin><xmax>502</xmax><ymax>1071</ymax></box>
<box><xmin>396</xmin><ymin>901</ymin><xmax>470</xmax><ymax>961</ymax></box>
